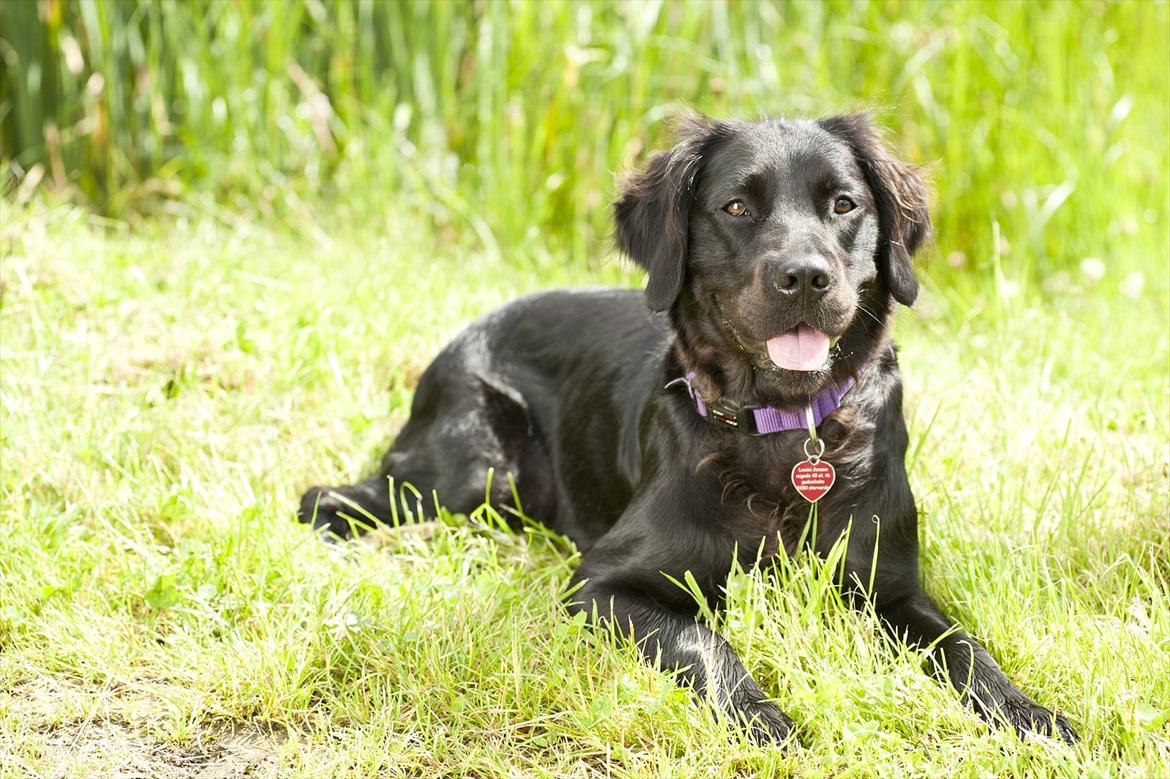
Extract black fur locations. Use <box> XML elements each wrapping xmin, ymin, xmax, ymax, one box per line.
<box><xmin>297</xmin><ymin>114</ymin><xmax>1077</xmax><ymax>746</ymax></box>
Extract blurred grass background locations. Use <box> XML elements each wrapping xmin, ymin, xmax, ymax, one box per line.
<box><xmin>2</xmin><ymin>0</ymin><xmax>1167</xmax><ymax>285</ymax></box>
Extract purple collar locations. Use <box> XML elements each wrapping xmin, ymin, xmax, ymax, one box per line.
<box><xmin>666</xmin><ymin>371</ymin><xmax>856</xmax><ymax>436</ymax></box>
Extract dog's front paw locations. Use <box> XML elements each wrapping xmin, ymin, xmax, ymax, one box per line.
<box><xmin>734</xmin><ymin>699</ymin><xmax>797</xmax><ymax>746</ymax></box>
<box><xmin>974</xmin><ymin>694</ymin><xmax>1079</xmax><ymax>745</ymax></box>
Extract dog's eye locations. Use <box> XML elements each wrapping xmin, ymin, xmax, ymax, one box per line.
<box><xmin>833</xmin><ymin>196</ymin><xmax>856</xmax><ymax>214</ymax></box>
<box><xmin>724</xmin><ymin>200</ymin><xmax>748</xmax><ymax>217</ymax></box>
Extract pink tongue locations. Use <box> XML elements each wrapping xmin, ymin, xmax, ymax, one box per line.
<box><xmin>766</xmin><ymin>326</ymin><xmax>830</xmax><ymax>371</ymax></box>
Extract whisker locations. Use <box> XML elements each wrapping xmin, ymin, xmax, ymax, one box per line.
<box><xmin>857</xmin><ymin>304</ymin><xmax>884</xmax><ymax>327</ymax></box>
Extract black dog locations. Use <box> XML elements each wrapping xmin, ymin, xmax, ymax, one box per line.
<box><xmin>298</xmin><ymin>113</ymin><xmax>1077</xmax><ymax>745</ymax></box>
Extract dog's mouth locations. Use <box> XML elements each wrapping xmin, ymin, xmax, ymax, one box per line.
<box><xmin>711</xmin><ymin>296</ymin><xmax>847</xmax><ymax>377</ymax></box>
<box><xmin>763</xmin><ymin>325</ymin><xmax>844</xmax><ymax>372</ymax></box>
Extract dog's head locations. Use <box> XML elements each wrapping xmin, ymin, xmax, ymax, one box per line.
<box><xmin>614</xmin><ymin>113</ymin><xmax>930</xmax><ymax>402</ymax></box>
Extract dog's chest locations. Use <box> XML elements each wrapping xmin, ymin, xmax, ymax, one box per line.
<box><xmin>711</xmin><ymin>431</ymin><xmax>861</xmax><ymax>557</ymax></box>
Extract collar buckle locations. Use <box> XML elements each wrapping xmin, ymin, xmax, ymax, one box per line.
<box><xmin>705</xmin><ymin>398</ymin><xmax>762</xmax><ymax>436</ymax></box>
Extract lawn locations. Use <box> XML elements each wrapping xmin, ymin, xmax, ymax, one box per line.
<box><xmin>1</xmin><ymin>197</ymin><xmax>1166</xmax><ymax>777</ymax></box>
<box><xmin>2</xmin><ymin>0</ymin><xmax>1169</xmax><ymax>776</ymax></box>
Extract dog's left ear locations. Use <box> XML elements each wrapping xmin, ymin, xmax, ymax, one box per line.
<box><xmin>614</xmin><ymin>114</ymin><xmax>725</xmax><ymax>311</ymax></box>
<box><xmin>818</xmin><ymin>114</ymin><xmax>931</xmax><ymax>307</ymax></box>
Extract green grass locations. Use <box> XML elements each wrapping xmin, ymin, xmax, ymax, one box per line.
<box><xmin>3</xmin><ymin>1</ymin><xmax>1168</xmax><ymax>279</ymax></box>
<box><xmin>1</xmin><ymin>199</ymin><xmax>1166</xmax><ymax>777</ymax></box>
<box><xmin>2</xmin><ymin>1</ymin><xmax>1168</xmax><ymax>775</ymax></box>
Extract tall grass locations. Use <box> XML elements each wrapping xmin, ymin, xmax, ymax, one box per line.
<box><xmin>1</xmin><ymin>0</ymin><xmax>1168</xmax><ymax>279</ymax></box>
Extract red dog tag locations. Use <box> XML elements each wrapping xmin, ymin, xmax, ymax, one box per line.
<box><xmin>791</xmin><ymin>459</ymin><xmax>836</xmax><ymax>503</ymax></box>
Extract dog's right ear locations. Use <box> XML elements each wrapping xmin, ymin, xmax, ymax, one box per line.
<box><xmin>614</xmin><ymin>115</ymin><xmax>724</xmax><ymax>311</ymax></box>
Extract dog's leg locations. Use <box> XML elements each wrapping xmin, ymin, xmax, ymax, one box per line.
<box><xmin>567</xmin><ymin>583</ymin><xmax>795</xmax><ymax>744</ymax></box>
<box><xmin>298</xmin><ymin>369</ymin><xmax>553</xmax><ymax>539</ymax></box>
<box><xmin>873</xmin><ymin>590</ymin><xmax>1078</xmax><ymax>743</ymax></box>
<box><xmin>825</xmin><ymin>446</ymin><xmax>1077</xmax><ymax>743</ymax></box>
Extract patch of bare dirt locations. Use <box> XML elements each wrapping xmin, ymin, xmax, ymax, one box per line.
<box><xmin>34</xmin><ymin>720</ymin><xmax>283</xmax><ymax>779</ymax></box>
<box><xmin>3</xmin><ymin>679</ymin><xmax>288</xmax><ymax>779</ymax></box>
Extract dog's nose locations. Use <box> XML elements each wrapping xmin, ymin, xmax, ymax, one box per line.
<box><xmin>774</xmin><ymin>257</ymin><xmax>833</xmax><ymax>299</ymax></box>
